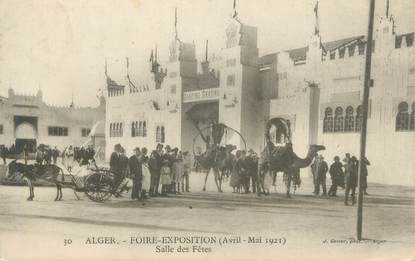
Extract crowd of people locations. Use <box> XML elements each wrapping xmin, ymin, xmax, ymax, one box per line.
<box><xmin>311</xmin><ymin>153</ymin><xmax>370</xmax><ymax>205</ymax></box>
<box><xmin>0</xmin><ymin>143</ymin><xmax>96</xmax><ymax>170</ymax></box>
<box><xmin>0</xmin><ymin>144</ymin><xmax>16</xmax><ymax>165</ymax></box>
<box><xmin>2</xmin><ymin>141</ymin><xmax>372</xmax><ymax>206</ymax></box>
<box><xmin>229</xmin><ymin>149</ymin><xmax>259</xmax><ymax>194</ymax></box>
<box><xmin>109</xmin><ymin>143</ymin><xmax>192</xmax><ymax>200</ymax></box>
<box><xmin>109</xmin><ymin>142</ymin><xmax>371</xmax><ymax>206</ymax></box>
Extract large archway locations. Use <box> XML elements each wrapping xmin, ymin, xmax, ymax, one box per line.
<box><xmin>15</xmin><ymin>122</ymin><xmax>37</xmax><ymax>139</ymax></box>
<box><xmin>14</xmin><ymin>119</ymin><xmax>38</xmax><ymax>153</ymax></box>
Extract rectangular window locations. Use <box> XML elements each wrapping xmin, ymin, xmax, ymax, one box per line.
<box><xmin>0</xmin><ymin>124</ymin><xmax>3</xmax><ymax>135</ymax></box>
<box><xmin>169</xmin><ymin>72</ymin><xmax>177</xmax><ymax>78</ymax></box>
<box><xmin>395</xmin><ymin>36</ymin><xmax>403</xmax><ymax>49</ymax></box>
<box><xmin>48</xmin><ymin>126</ymin><xmax>69</xmax><ymax>136</ymax></box>
<box><xmin>226</xmin><ymin>74</ymin><xmax>235</xmax><ymax>86</ymax></box>
<box><xmin>170</xmin><ymin>85</ymin><xmax>176</xmax><ymax>94</ymax></box>
<box><xmin>406</xmin><ymin>33</ymin><xmax>414</xmax><ymax>47</ymax></box>
<box><xmin>226</xmin><ymin>59</ymin><xmax>236</xmax><ymax>67</ymax></box>
<box><xmin>81</xmin><ymin>128</ymin><xmax>91</xmax><ymax>137</ymax></box>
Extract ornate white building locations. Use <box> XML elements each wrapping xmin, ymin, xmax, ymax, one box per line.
<box><xmin>0</xmin><ymin>88</ymin><xmax>105</xmax><ymax>152</ymax></box>
<box><xmin>105</xmin><ymin>6</ymin><xmax>414</xmax><ymax>186</ymax></box>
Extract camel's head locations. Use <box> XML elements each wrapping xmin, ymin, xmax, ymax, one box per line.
<box><xmin>309</xmin><ymin>144</ymin><xmax>326</xmax><ymax>157</ymax></box>
<box><xmin>225</xmin><ymin>144</ymin><xmax>237</xmax><ymax>152</ymax></box>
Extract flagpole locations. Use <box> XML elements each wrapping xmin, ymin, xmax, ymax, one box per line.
<box><xmin>205</xmin><ymin>40</ymin><xmax>209</xmax><ymax>62</ymax></box>
<box><xmin>357</xmin><ymin>0</ymin><xmax>375</xmax><ymax>241</ymax></box>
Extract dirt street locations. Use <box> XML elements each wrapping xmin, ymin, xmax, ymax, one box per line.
<box><xmin>0</xmin><ymin>174</ymin><xmax>414</xmax><ymax>261</ymax></box>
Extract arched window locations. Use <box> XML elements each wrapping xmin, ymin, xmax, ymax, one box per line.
<box><xmin>410</xmin><ymin>102</ymin><xmax>415</xmax><ymax>131</ymax></box>
<box><xmin>355</xmin><ymin>105</ymin><xmax>363</xmax><ymax>132</ymax></box>
<box><xmin>396</xmin><ymin>102</ymin><xmax>409</xmax><ymax>131</ymax></box>
<box><xmin>110</xmin><ymin>123</ymin><xmax>113</xmax><ymax>137</ymax></box>
<box><xmin>135</xmin><ymin>121</ymin><xmax>138</xmax><ymax>137</ymax></box>
<box><xmin>138</xmin><ymin>121</ymin><xmax>143</xmax><ymax>136</ymax></box>
<box><xmin>323</xmin><ymin>107</ymin><xmax>333</xmax><ymax>132</ymax></box>
<box><xmin>344</xmin><ymin>106</ymin><xmax>355</xmax><ymax>132</ymax></box>
<box><xmin>156</xmin><ymin>126</ymin><xmax>160</xmax><ymax>143</ymax></box>
<box><xmin>333</xmin><ymin>107</ymin><xmax>344</xmax><ymax>132</ymax></box>
<box><xmin>161</xmin><ymin>126</ymin><xmax>165</xmax><ymax>143</ymax></box>
<box><xmin>143</xmin><ymin>121</ymin><xmax>147</xmax><ymax>137</ymax></box>
<box><xmin>131</xmin><ymin>121</ymin><xmax>135</xmax><ymax>137</ymax></box>
<box><xmin>120</xmin><ymin>122</ymin><xmax>123</xmax><ymax>136</ymax></box>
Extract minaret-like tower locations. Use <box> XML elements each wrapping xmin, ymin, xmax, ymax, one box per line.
<box><xmin>218</xmin><ymin>0</ymin><xmax>262</xmax><ymax>150</ymax></box>
<box><xmin>164</xmin><ymin>8</ymin><xmax>197</xmax><ymax>148</ymax></box>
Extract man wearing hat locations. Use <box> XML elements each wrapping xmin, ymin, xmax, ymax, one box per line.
<box><xmin>110</xmin><ymin>144</ymin><xmax>123</xmax><ymax>193</ymax></box>
<box><xmin>129</xmin><ymin>147</ymin><xmax>142</xmax><ymax>200</ymax></box>
<box><xmin>344</xmin><ymin>156</ymin><xmax>358</xmax><ymax>205</ymax></box>
<box><xmin>328</xmin><ymin>156</ymin><xmax>344</xmax><ymax>196</ymax></box>
<box><xmin>245</xmin><ymin>149</ymin><xmax>259</xmax><ymax>193</ymax></box>
<box><xmin>148</xmin><ymin>143</ymin><xmax>163</xmax><ymax>196</ymax></box>
<box><xmin>314</xmin><ymin>155</ymin><xmax>328</xmax><ymax>196</ymax></box>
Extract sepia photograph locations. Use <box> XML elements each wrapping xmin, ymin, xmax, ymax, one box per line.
<box><xmin>0</xmin><ymin>0</ymin><xmax>414</xmax><ymax>260</ymax></box>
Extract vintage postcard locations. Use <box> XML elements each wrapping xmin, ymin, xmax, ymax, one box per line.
<box><xmin>0</xmin><ymin>0</ymin><xmax>414</xmax><ymax>260</ymax></box>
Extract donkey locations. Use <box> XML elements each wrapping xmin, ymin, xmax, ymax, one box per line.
<box><xmin>6</xmin><ymin>160</ymin><xmax>76</xmax><ymax>201</ymax></box>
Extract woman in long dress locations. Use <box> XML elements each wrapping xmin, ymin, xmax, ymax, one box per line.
<box><xmin>160</xmin><ymin>158</ymin><xmax>172</xmax><ymax>196</ymax></box>
<box><xmin>262</xmin><ymin>170</ymin><xmax>272</xmax><ymax>195</ymax></box>
<box><xmin>65</xmin><ymin>146</ymin><xmax>75</xmax><ymax>172</ymax></box>
<box><xmin>141</xmin><ymin>156</ymin><xmax>151</xmax><ymax>199</ymax></box>
<box><xmin>230</xmin><ymin>150</ymin><xmax>243</xmax><ymax>193</ymax></box>
<box><xmin>173</xmin><ymin>152</ymin><xmax>184</xmax><ymax>194</ymax></box>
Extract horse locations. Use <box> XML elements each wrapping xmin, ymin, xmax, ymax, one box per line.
<box><xmin>6</xmin><ymin>160</ymin><xmax>77</xmax><ymax>201</ymax></box>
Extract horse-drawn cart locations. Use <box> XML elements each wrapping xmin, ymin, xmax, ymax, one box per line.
<box><xmin>71</xmin><ymin>165</ymin><xmax>130</xmax><ymax>202</ymax></box>
<box><xmin>6</xmin><ymin>160</ymin><xmax>129</xmax><ymax>202</ymax></box>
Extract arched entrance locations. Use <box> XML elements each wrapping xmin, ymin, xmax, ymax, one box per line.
<box><xmin>15</xmin><ymin>120</ymin><xmax>37</xmax><ymax>153</ymax></box>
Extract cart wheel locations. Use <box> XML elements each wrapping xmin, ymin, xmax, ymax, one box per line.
<box><xmin>84</xmin><ymin>172</ymin><xmax>113</xmax><ymax>202</ymax></box>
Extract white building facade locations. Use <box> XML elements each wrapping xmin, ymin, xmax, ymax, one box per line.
<box><xmin>0</xmin><ymin>88</ymin><xmax>106</xmax><ymax>152</ymax></box>
<box><xmin>105</xmin><ymin>10</ymin><xmax>414</xmax><ymax>186</ymax></box>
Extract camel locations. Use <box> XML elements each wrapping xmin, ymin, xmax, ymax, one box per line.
<box><xmin>259</xmin><ymin>142</ymin><xmax>325</xmax><ymax>198</ymax></box>
<box><xmin>196</xmin><ymin>144</ymin><xmax>237</xmax><ymax>192</ymax></box>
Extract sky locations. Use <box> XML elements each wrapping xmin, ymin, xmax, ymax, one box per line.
<box><xmin>0</xmin><ymin>0</ymin><xmax>414</xmax><ymax>107</ymax></box>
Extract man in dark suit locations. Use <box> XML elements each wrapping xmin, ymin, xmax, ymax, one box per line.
<box><xmin>129</xmin><ymin>147</ymin><xmax>142</xmax><ymax>200</ymax></box>
<box><xmin>245</xmin><ymin>149</ymin><xmax>259</xmax><ymax>193</ymax></box>
<box><xmin>328</xmin><ymin>156</ymin><xmax>344</xmax><ymax>197</ymax></box>
<box><xmin>110</xmin><ymin>144</ymin><xmax>123</xmax><ymax>193</ymax></box>
<box><xmin>148</xmin><ymin>143</ymin><xmax>163</xmax><ymax>196</ymax></box>
<box><xmin>52</xmin><ymin>147</ymin><xmax>59</xmax><ymax>165</ymax></box>
<box><xmin>314</xmin><ymin>155</ymin><xmax>329</xmax><ymax>196</ymax></box>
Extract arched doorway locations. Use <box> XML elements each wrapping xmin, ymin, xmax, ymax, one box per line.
<box><xmin>15</xmin><ymin>121</ymin><xmax>37</xmax><ymax>153</ymax></box>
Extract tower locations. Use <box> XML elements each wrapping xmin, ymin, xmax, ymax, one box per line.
<box><xmin>164</xmin><ymin>8</ymin><xmax>197</xmax><ymax>148</ymax></box>
<box><xmin>218</xmin><ymin>6</ymin><xmax>261</xmax><ymax>150</ymax></box>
